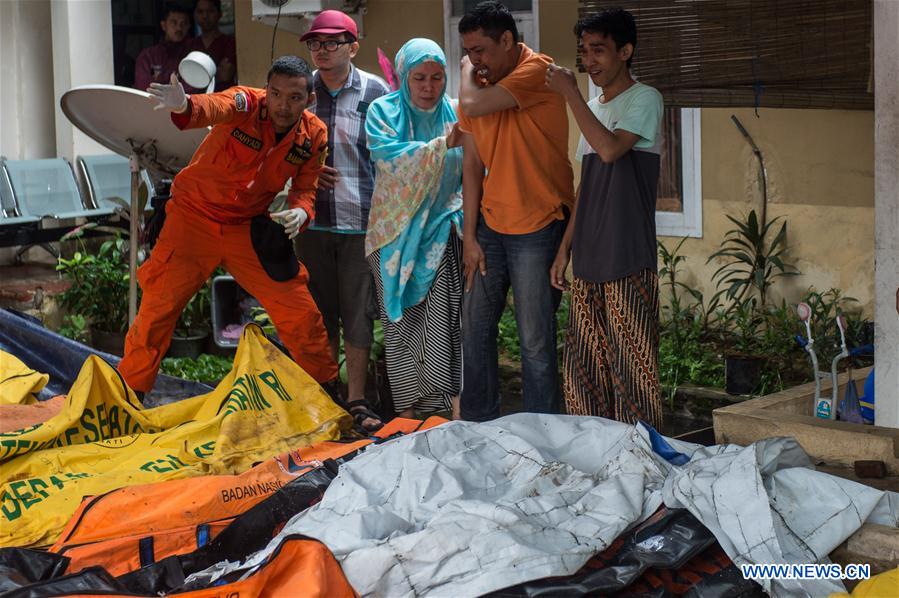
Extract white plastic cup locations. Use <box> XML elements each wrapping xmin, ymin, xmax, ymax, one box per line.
<box><xmin>179</xmin><ymin>51</ymin><xmax>217</xmax><ymax>91</ymax></box>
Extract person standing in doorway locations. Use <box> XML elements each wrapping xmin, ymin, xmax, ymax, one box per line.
<box><xmin>134</xmin><ymin>3</ymin><xmax>192</xmax><ymax>91</ymax></box>
<box><xmin>546</xmin><ymin>8</ymin><xmax>664</xmax><ymax>430</ymax></box>
<box><xmin>296</xmin><ymin>10</ymin><xmax>389</xmax><ymax>430</ymax></box>
<box><xmin>455</xmin><ymin>1</ymin><xmax>575</xmax><ymax>421</ymax></box>
<box><xmin>189</xmin><ymin>0</ymin><xmax>237</xmax><ymax>91</ymax></box>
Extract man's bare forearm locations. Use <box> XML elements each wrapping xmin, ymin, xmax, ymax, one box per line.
<box><xmin>564</xmin><ymin>88</ymin><xmax>639</xmax><ymax>163</ymax></box>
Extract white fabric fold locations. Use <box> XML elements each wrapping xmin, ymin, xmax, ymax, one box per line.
<box><xmin>186</xmin><ymin>414</ymin><xmax>888</xmax><ymax>598</ymax></box>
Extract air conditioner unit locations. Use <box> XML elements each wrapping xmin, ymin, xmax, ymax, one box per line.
<box><xmin>251</xmin><ymin>0</ymin><xmax>366</xmax><ymax>37</ymax></box>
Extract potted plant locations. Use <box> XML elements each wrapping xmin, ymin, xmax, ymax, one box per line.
<box><xmin>707</xmin><ymin>209</ymin><xmax>798</xmax><ymax>395</ymax></box>
<box><xmin>168</xmin><ymin>283</ymin><xmax>211</xmax><ymax>359</ymax></box>
<box><xmin>722</xmin><ymin>298</ymin><xmax>764</xmax><ymax>394</ymax></box>
<box><xmin>56</xmin><ymin>236</ymin><xmax>131</xmax><ymax>355</ymax></box>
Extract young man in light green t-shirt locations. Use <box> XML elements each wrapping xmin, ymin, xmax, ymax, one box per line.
<box><xmin>546</xmin><ymin>8</ymin><xmax>665</xmax><ymax>430</ymax></box>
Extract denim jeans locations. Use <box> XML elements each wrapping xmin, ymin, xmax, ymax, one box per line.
<box><xmin>461</xmin><ymin>216</ymin><xmax>565</xmax><ymax>421</ymax></box>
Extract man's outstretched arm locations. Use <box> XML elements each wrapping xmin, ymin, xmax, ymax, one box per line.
<box><xmin>150</xmin><ymin>74</ymin><xmax>256</xmax><ymax>130</ymax></box>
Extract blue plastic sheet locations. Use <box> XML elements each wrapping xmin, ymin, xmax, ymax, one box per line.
<box><xmin>644</xmin><ymin>422</ymin><xmax>692</xmax><ymax>465</ymax></box>
<box><xmin>0</xmin><ymin>309</ymin><xmax>211</xmax><ymax>407</ymax></box>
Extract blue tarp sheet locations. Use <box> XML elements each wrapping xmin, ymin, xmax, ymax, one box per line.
<box><xmin>0</xmin><ymin>308</ymin><xmax>211</xmax><ymax>407</ymax></box>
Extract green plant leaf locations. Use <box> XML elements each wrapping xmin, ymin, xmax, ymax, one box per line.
<box><xmin>746</xmin><ymin>209</ymin><xmax>759</xmax><ymax>232</ymax></box>
<box><xmin>754</xmin><ymin>269</ymin><xmax>766</xmax><ymax>290</ymax></box>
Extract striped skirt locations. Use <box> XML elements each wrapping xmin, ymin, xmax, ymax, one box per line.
<box><xmin>368</xmin><ymin>234</ymin><xmax>463</xmax><ymax>414</ymax></box>
<box><xmin>562</xmin><ymin>269</ymin><xmax>663</xmax><ymax>430</ymax></box>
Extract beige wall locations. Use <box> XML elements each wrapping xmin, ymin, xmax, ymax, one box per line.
<box><xmin>667</xmin><ymin>108</ymin><xmax>875</xmax><ymax>315</ymax></box>
<box><xmin>234</xmin><ymin>0</ymin><xmax>444</xmax><ymax>87</ymax></box>
<box><xmin>234</xmin><ymin>0</ymin><xmax>875</xmax><ymax>314</ymax></box>
<box><xmin>351</xmin><ymin>0</ymin><xmax>446</xmax><ymax>73</ymax></box>
<box><xmin>538</xmin><ymin>0</ymin><xmax>584</xmax><ymax>177</ymax></box>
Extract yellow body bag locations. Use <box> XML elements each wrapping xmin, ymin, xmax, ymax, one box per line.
<box><xmin>0</xmin><ymin>326</ymin><xmax>350</xmax><ymax>548</ymax></box>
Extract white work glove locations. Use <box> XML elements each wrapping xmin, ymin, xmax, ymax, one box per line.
<box><xmin>271</xmin><ymin>208</ymin><xmax>308</xmax><ymax>240</ymax></box>
<box><xmin>147</xmin><ymin>73</ymin><xmax>188</xmax><ymax>113</ymax></box>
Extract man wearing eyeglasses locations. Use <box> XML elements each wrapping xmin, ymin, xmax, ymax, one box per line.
<box><xmin>296</xmin><ymin>10</ymin><xmax>389</xmax><ymax>431</ymax></box>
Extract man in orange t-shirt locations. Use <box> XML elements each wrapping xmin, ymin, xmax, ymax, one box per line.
<box><xmin>456</xmin><ymin>1</ymin><xmax>574</xmax><ymax>421</ymax></box>
<box><xmin>118</xmin><ymin>56</ymin><xmax>340</xmax><ymax>405</ymax></box>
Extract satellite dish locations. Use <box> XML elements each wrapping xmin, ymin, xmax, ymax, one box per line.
<box><xmin>62</xmin><ymin>84</ymin><xmax>210</xmax><ymax>325</ymax></box>
<box><xmin>61</xmin><ymin>85</ymin><xmax>207</xmax><ymax>177</ymax></box>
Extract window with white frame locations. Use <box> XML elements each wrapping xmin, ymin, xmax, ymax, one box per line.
<box><xmin>443</xmin><ymin>0</ymin><xmax>539</xmax><ymax>98</ymax></box>
<box><xmin>588</xmin><ymin>80</ymin><xmax>703</xmax><ymax>238</ymax></box>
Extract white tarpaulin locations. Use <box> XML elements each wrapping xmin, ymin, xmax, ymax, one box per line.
<box><xmin>186</xmin><ymin>414</ymin><xmax>895</xmax><ymax>597</ymax></box>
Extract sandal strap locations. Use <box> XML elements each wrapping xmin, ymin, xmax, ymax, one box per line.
<box><xmin>345</xmin><ymin>399</ymin><xmax>369</xmax><ymax>408</ymax></box>
<box><xmin>343</xmin><ymin>399</ymin><xmax>383</xmax><ymax>430</ymax></box>
<box><xmin>345</xmin><ymin>399</ymin><xmax>376</xmax><ymax>413</ymax></box>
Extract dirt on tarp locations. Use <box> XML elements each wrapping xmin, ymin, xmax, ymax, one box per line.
<box><xmin>0</xmin><ymin>396</ymin><xmax>65</xmax><ymax>433</ymax></box>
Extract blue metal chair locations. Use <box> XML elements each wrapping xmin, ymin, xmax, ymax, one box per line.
<box><xmin>76</xmin><ymin>154</ymin><xmax>154</xmax><ymax>213</ymax></box>
<box><xmin>2</xmin><ymin>157</ymin><xmax>114</xmax><ymax>219</ymax></box>
<box><xmin>0</xmin><ymin>157</ymin><xmax>122</xmax><ymax>260</ymax></box>
<box><xmin>0</xmin><ymin>163</ymin><xmax>40</xmax><ymax>225</ymax></box>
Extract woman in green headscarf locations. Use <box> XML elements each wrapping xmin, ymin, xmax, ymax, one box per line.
<box><xmin>365</xmin><ymin>38</ymin><xmax>463</xmax><ymax>419</ymax></box>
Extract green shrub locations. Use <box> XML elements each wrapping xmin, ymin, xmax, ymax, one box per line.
<box><xmin>56</xmin><ymin>237</ymin><xmax>131</xmax><ymax>333</ymax></box>
<box><xmin>175</xmin><ymin>284</ymin><xmax>212</xmax><ymax>336</ymax></box>
<box><xmin>707</xmin><ymin>209</ymin><xmax>797</xmax><ymax>308</ymax></box>
<box><xmin>159</xmin><ymin>354</ymin><xmax>232</xmax><ymax>384</ymax></box>
<box><xmin>58</xmin><ymin>314</ymin><xmax>89</xmax><ymax>343</ymax></box>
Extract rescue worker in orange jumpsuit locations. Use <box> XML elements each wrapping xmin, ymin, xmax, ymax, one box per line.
<box><xmin>119</xmin><ymin>55</ymin><xmax>340</xmax><ymax>400</ymax></box>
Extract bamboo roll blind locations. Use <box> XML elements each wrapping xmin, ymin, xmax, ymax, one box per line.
<box><xmin>577</xmin><ymin>0</ymin><xmax>873</xmax><ymax>110</ymax></box>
